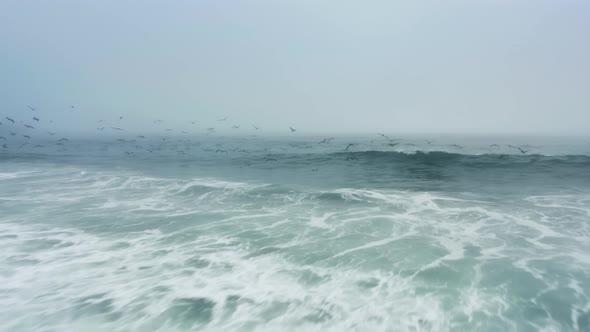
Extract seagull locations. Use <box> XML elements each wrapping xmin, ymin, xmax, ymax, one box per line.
<box><xmin>289</xmin><ymin>127</ymin><xmax>296</xmax><ymax>132</ymax></box>
<box><xmin>2</xmin><ymin>144</ymin><xmax>7</xmax><ymax>149</ymax></box>
<box><xmin>189</xmin><ymin>121</ymin><xmax>196</xmax><ymax>125</ymax></box>
<box><xmin>425</xmin><ymin>139</ymin><xmax>433</xmax><ymax>145</ymax></box>
<box><xmin>450</xmin><ymin>144</ymin><xmax>463</xmax><ymax>149</ymax></box>
<box><xmin>27</xmin><ymin>105</ymin><xmax>36</xmax><ymax>111</ymax></box>
<box><xmin>516</xmin><ymin>147</ymin><xmax>529</xmax><ymax>154</ymax></box>
<box><xmin>137</xmin><ymin>135</ymin><xmax>145</xmax><ymax>139</ymax></box>
<box><xmin>33</xmin><ymin>117</ymin><xmax>40</xmax><ymax>122</ymax></box>
<box><xmin>58</xmin><ymin>138</ymin><xmax>69</xmax><ymax>142</ymax></box>
<box><xmin>70</xmin><ymin>105</ymin><xmax>75</xmax><ymax>109</ymax></box>
<box><xmin>344</xmin><ymin>143</ymin><xmax>356</xmax><ymax>151</ymax></box>
<box><xmin>10</xmin><ymin>131</ymin><xmax>16</xmax><ymax>136</ymax></box>
<box><xmin>0</xmin><ymin>136</ymin><xmax>6</xmax><ymax>140</ymax></box>
<box><xmin>48</xmin><ymin>131</ymin><xmax>56</xmax><ymax>135</ymax></box>
<box><xmin>23</xmin><ymin>135</ymin><xmax>31</xmax><ymax>139</ymax></box>
<box><xmin>387</xmin><ymin>142</ymin><xmax>400</xmax><ymax>147</ymax></box>
<box><xmin>153</xmin><ymin>120</ymin><xmax>163</xmax><ymax>124</ymax></box>
<box><xmin>116</xmin><ymin>139</ymin><xmax>126</xmax><ymax>142</ymax></box>
<box><xmin>377</xmin><ymin>133</ymin><xmax>394</xmax><ymax>142</ymax></box>
<box><xmin>24</xmin><ymin>124</ymin><xmax>35</xmax><ymax>129</ymax></box>
<box><xmin>111</xmin><ymin>127</ymin><xmax>124</xmax><ymax>131</ymax></box>
<box><xmin>5</xmin><ymin>117</ymin><xmax>15</xmax><ymax>123</ymax></box>
<box><xmin>232</xmin><ymin>125</ymin><xmax>240</xmax><ymax>129</ymax></box>
<box><xmin>490</xmin><ymin>144</ymin><xmax>500</xmax><ymax>147</ymax></box>
<box><xmin>318</xmin><ymin>137</ymin><xmax>334</xmax><ymax>144</ymax></box>
<box><xmin>97</xmin><ymin>127</ymin><xmax>105</xmax><ymax>131</ymax></box>
<box><xmin>217</xmin><ymin>117</ymin><xmax>228</xmax><ymax>122</ymax></box>
<box><xmin>252</xmin><ymin>124</ymin><xmax>259</xmax><ymax>130</ymax></box>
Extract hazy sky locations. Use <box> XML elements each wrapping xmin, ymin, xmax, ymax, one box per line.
<box><xmin>1</xmin><ymin>1</ymin><xmax>589</xmax><ymax>135</ymax></box>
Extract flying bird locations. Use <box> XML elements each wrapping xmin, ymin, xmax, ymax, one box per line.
<box><xmin>0</xmin><ymin>136</ymin><xmax>6</xmax><ymax>140</ymax></box>
<box><xmin>10</xmin><ymin>131</ymin><xmax>16</xmax><ymax>136</ymax></box>
<box><xmin>318</xmin><ymin>137</ymin><xmax>334</xmax><ymax>144</ymax></box>
<box><xmin>97</xmin><ymin>127</ymin><xmax>105</xmax><ymax>131</ymax></box>
<box><xmin>252</xmin><ymin>124</ymin><xmax>259</xmax><ymax>130</ymax></box>
<box><xmin>377</xmin><ymin>133</ymin><xmax>394</xmax><ymax>142</ymax></box>
<box><xmin>27</xmin><ymin>105</ymin><xmax>36</xmax><ymax>111</ymax></box>
<box><xmin>23</xmin><ymin>135</ymin><xmax>31</xmax><ymax>139</ymax></box>
<box><xmin>24</xmin><ymin>124</ymin><xmax>35</xmax><ymax>129</ymax></box>
<box><xmin>387</xmin><ymin>142</ymin><xmax>400</xmax><ymax>147</ymax></box>
<box><xmin>33</xmin><ymin>117</ymin><xmax>39</xmax><ymax>122</ymax></box>
<box><xmin>217</xmin><ymin>117</ymin><xmax>228</xmax><ymax>121</ymax></box>
<box><xmin>344</xmin><ymin>143</ymin><xmax>356</xmax><ymax>151</ymax></box>
<box><xmin>48</xmin><ymin>131</ymin><xmax>56</xmax><ymax>135</ymax></box>
<box><xmin>111</xmin><ymin>127</ymin><xmax>124</xmax><ymax>131</ymax></box>
<box><xmin>425</xmin><ymin>139</ymin><xmax>433</xmax><ymax>145</ymax></box>
<box><xmin>5</xmin><ymin>117</ymin><xmax>15</xmax><ymax>123</ymax></box>
<box><xmin>232</xmin><ymin>125</ymin><xmax>240</xmax><ymax>129</ymax></box>
<box><xmin>58</xmin><ymin>138</ymin><xmax>69</xmax><ymax>142</ymax></box>
<box><xmin>119</xmin><ymin>116</ymin><xmax>124</xmax><ymax>120</ymax></box>
<box><xmin>289</xmin><ymin>127</ymin><xmax>296</xmax><ymax>132</ymax></box>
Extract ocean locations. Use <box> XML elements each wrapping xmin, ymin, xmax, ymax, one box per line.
<box><xmin>1</xmin><ymin>135</ymin><xmax>589</xmax><ymax>331</ymax></box>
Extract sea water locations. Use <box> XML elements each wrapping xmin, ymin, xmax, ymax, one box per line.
<box><xmin>1</xmin><ymin>135</ymin><xmax>589</xmax><ymax>331</ymax></box>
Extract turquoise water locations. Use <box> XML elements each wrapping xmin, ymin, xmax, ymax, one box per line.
<box><xmin>1</xmin><ymin>135</ymin><xmax>589</xmax><ymax>331</ymax></box>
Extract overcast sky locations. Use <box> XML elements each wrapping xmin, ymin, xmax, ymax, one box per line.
<box><xmin>1</xmin><ymin>0</ymin><xmax>589</xmax><ymax>135</ymax></box>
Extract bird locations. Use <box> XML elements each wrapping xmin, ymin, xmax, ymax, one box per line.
<box><xmin>377</xmin><ymin>133</ymin><xmax>394</xmax><ymax>142</ymax></box>
<box><xmin>0</xmin><ymin>121</ymin><xmax>2</xmax><ymax>126</ymax></box>
<box><xmin>27</xmin><ymin>105</ymin><xmax>36</xmax><ymax>111</ymax></box>
<box><xmin>344</xmin><ymin>143</ymin><xmax>356</xmax><ymax>151</ymax></box>
<box><xmin>490</xmin><ymin>144</ymin><xmax>500</xmax><ymax>147</ymax></box>
<box><xmin>24</xmin><ymin>124</ymin><xmax>35</xmax><ymax>129</ymax></box>
<box><xmin>116</xmin><ymin>139</ymin><xmax>126</xmax><ymax>142</ymax></box>
<box><xmin>232</xmin><ymin>125</ymin><xmax>240</xmax><ymax>129</ymax></box>
<box><xmin>252</xmin><ymin>124</ymin><xmax>259</xmax><ymax>130</ymax></box>
<box><xmin>137</xmin><ymin>135</ymin><xmax>145</xmax><ymax>139</ymax></box>
<box><xmin>189</xmin><ymin>121</ymin><xmax>196</xmax><ymax>125</ymax></box>
<box><xmin>33</xmin><ymin>117</ymin><xmax>39</xmax><ymax>122</ymax></box>
<box><xmin>10</xmin><ymin>131</ymin><xmax>16</xmax><ymax>136</ymax></box>
<box><xmin>0</xmin><ymin>136</ymin><xmax>6</xmax><ymax>140</ymax></box>
<box><xmin>5</xmin><ymin>117</ymin><xmax>15</xmax><ymax>123</ymax></box>
<box><xmin>23</xmin><ymin>135</ymin><xmax>31</xmax><ymax>139</ymax></box>
<box><xmin>58</xmin><ymin>138</ymin><xmax>69</xmax><ymax>142</ymax></box>
<box><xmin>2</xmin><ymin>144</ymin><xmax>7</xmax><ymax>149</ymax></box>
<box><xmin>119</xmin><ymin>116</ymin><xmax>124</xmax><ymax>120</ymax></box>
<box><xmin>318</xmin><ymin>137</ymin><xmax>334</xmax><ymax>144</ymax></box>
<box><xmin>289</xmin><ymin>127</ymin><xmax>296</xmax><ymax>132</ymax></box>
<box><xmin>450</xmin><ymin>144</ymin><xmax>463</xmax><ymax>149</ymax></box>
<box><xmin>48</xmin><ymin>131</ymin><xmax>56</xmax><ymax>135</ymax></box>
<box><xmin>425</xmin><ymin>139</ymin><xmax>433</xmax><ymax>145</ymax></box>
<box><xmin>217</xmin><ymin>117</ymin><xmax>228</xmax><ymax>122</ymax></box>
<box><xmin>70</xmin><ymin>105</ymin><xmax>75</xmax><ymax>109</ymax></box>
<box><xmin>111</xmin><ymin>127</ymin><xmax>124</xmax><ymax>131</ymax></box>
<box><xmin>516</xmin><ymin>147</ymin><xmax>529</xmax><ymax>154</ymax></box>
<box><xmin>387</xmin><ymin>142</ymin><xmax>400</xmax><ymax>147</ymax></box>
<box><xmin>97</xmin><ymin>127</ymin><xmax>105</xmax><ymax>131</ymax></box>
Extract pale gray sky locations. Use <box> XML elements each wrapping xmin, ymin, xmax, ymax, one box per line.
<box><xmin>1</xmin><ymin>0</ymin><xmax>589</xmax><ymax>135</ymax></box>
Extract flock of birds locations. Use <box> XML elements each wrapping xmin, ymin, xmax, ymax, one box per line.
<box><xmin>1</xmin><ymin>105</ymin><xmax>534</xmax><ymax>158</ymax></box>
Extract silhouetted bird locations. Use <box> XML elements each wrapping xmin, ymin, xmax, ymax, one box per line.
<box><xmin>0</xmin><ymin>136</ymin><xmax>6</xmax><ymax>140</ymax></box>
<box><xmin>344</xmin><ymin>143</ymin><xmax>356</xmax><ymax>151</ymax></box>
<box><xmin>289</xmin><ymin>127</ymin><xmax>296</xmax><ymax>132</ymax></box>
<box><xmin>23</xmin><ymin>135</ymin><xmax>31</xmax><ymax>139</ymax></box>
<box><xmin>5</xmin><ymin>117</ymin><xmax>15</xmax><ymax>123</ymax></box>
<box><xmin>48</xmin><ymin>132</ymin><xmax>56</xmax><ymax>135</ymax></box>
<box><xmin>27</xmin><ymin>105</ymin><xmax>36</xmax><ymax>111</ymax></box>
<box><xmin>111</xmin><ymin>127</ymin><xmax>124</xmax><ymax>131</ymax></box>
<box><xmin>24</xmin><ymin>124</ymin><xmax>35</xmax><ymax>129</ymax></box>
<box><xmin>252</xmin><ymin>124</ymin><xmax>259</xmax><ymax>130</ymax></box>
<box><xmin>425</xmin><ymin>139</ymin><xmax>433</xmax><ymax>145</ymax></box>
<box><xmin>217</xmin><ymin>117</ymin><xmax>228</xmax><ymax>121</ymax></box>
<box><xmin>33</xmin><ymin>117</ymin><xmax>39</xmax><ymax>122</ymax></box>
<box><xmin>58</xmin><ymin>138</ymin><xmax>69</xmax><ymax>142</ymax></box>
